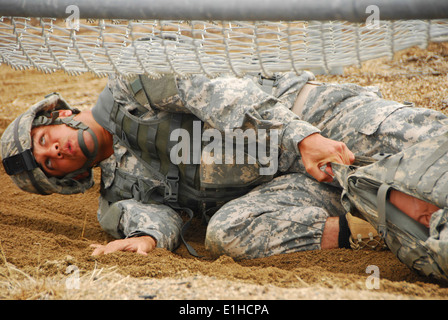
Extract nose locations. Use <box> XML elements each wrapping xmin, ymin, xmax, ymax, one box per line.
<box><xmin>47</xmin><ymin>142</ymin><xmax>62</xmax><ymax>158</ymax></box>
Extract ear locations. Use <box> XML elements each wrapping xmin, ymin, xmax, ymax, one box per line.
<box><xmin>57</xmin><ymin>109</ymin><xmax>73</xmax><ymax>118</ymax></box>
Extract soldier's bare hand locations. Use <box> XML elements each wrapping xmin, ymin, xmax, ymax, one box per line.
<box><xmin>90</xmin><ymin>236</ymin><xmax>157</xmax><ymax>256</ymax></box>
<box><xmin>298</xmin><ymin>133</ymin><xmax>354</xmax><ymax>182</ymax></box>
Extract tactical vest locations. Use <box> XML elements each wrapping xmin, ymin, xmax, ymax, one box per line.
<box><xmin>333</xmin><ymin>132</ymin><xmax>448</xmax><ymax>282</ymax></box>
<box><xmin>100</xmin><ymin>74</ymin><xmax>278</xmax><ymax>221</ymax></box>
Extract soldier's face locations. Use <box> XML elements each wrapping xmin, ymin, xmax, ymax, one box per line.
<box><xmin>31</xmin><ymin>124</ymin><xmax>88</xmax><ymax>177</ymax></box>
<box><xmin>30</xmin><ymin>110</ymin><xmax>93</xmax><ymax>177</ymax></box>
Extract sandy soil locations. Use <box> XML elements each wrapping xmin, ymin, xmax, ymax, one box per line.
<box><xmin>0</xmin><ymin>42</ymin><xmax>447</xmax><ymax>300</ymax></box>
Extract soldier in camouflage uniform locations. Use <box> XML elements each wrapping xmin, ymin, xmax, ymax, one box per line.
<box><xmin>1</xmin><ymin>70</ymin><xmax>447</xmax><ymax>268</ymax></box>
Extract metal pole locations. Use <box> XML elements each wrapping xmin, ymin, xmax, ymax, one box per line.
<box><xmin>0</xmin><ymin>0</ymin><xmax>447</xmax><ymax>21</ymax></box>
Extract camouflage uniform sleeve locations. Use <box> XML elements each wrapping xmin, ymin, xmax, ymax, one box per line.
<box><xmin>97</xmin><ymin>196</ymin><xmax>183</xmax><ymax>251</ymax></box>
<box><xmin>97</xmin><ymin>147</ymin><xmax>183</xmax><ymax>252</ymax></box>
<box><xmin>176</xmin><ymin>73</ymin><xmax>320</xmax><ymax>171</ymax></box>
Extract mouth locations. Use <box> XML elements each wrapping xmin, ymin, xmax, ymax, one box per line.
<box><xmin>64</xmin><ymin>141</ymin><xmax>75</xmax><ymax>156</ymax></box>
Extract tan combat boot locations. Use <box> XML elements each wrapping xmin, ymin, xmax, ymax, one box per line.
<box><xmin>346</xmin><ymin>213</ymin><xmax>387</xmax><ymax>250</ymax></box>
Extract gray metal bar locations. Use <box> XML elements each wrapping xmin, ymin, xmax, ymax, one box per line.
<box><xmin>0</xmin><ymin>0</ymin><xmax>447</xmax><ymax>21</ymax></box>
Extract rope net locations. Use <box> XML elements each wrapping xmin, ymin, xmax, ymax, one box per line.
<box><xmin>1</xmin><ymin>17</ymin><xmax>447</xmax><ymax>77</ymax></box>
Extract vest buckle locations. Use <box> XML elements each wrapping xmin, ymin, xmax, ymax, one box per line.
<box><xmin>164</xmin><ymin>174</ymin><xmax>179</xmax><ymax>203</ymax></box>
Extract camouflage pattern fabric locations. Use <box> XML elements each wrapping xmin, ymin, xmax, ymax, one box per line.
<box><xmin>205</xmin><ymin>172</ymin><xmax>345</xmax><ymax>259</ymax></box>
<box><xmin>332</xmin><ymin>132</ymin><xmax>448</xmax><ymax>282</ymax></box>
<box><xmin>96</xmin><ymin>74</ymin><xmax>448</xmax><ymax>260</ymax></box>
<box><xmin>300</xmin><ymin>83</ymin><xmax>448</xmax><ymax>157</ymax></box>
<box><xmin>205</xmin><ymin>82</ymin><xmax>448</xmax><ymax>259</ymax></box>
<box><xmin>97</xmin><ymin>71</ymin><xmax>320</xmax><ymax>247</ymax></box>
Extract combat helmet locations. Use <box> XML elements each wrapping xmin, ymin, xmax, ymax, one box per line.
<box><xmin>1</xmin><ymin>93</ymin><xmax>98</xmax><ymax>195</ymax></box>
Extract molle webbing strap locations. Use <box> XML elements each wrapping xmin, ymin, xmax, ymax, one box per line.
<box><xmin>164</xmin><ymin>113</ymin><xmax>182</xmax><ymax>203</ymax></box>
<box><xmin>384</xmin><ymin>153</ymin><xmax>403</xmax><ymax>185</ymax></box>
<box><xmin>111</xmin><ymin>101</ymin><xmax>160</xmax><ymax>170</ymax></box>
<box><xmin>128</xmin><ymin>74</ymin><xmax>179</xmax><ymax>108</ymax></box>
<box><xmin>410</xmin><ymin>137</ymin><xmax>448</xmax><ymax>194</ymax></box>
<box><xmin>129</xmin><ymin>75</ymin><xmax>149</xmax><ymax>107</ymax></box>
<box><xmin>146</xmin><ymin>122</ymin><xmax>159</xmax><ymax>170</ymax></box>
<box><xmin>109</xmin><ymin>103</ymin><xmax>185</xmax><ymax>200</ymax></box>
<box><xmin>354</xmin><ymin>184</ymin><xmax>429</xmax><ymax>241</ymax></box>
<box><xmin>127</xmin><ymin>118</ymin><xmax>140</xmax><ymax>150</ymax></box>
<box><xmin>168</xmin><ymin>200</ymin><xmax>201</xmax><ymax>257</ymax></box>
<box><xmin>113</xmin><ymin>104</ymin><xmax>126</xmax><ymax>144</ymax></box>
<box><xmin>376</xmin><ymin>153</ymin><xmax>403</xmax><ymax>238</ymax></box>
<box><xmin>109</xmin><ymin>103</ymin><xmax>264</xmax><ymax>205</ymax></box>
<box><xmin>100</xmin><ymin>169</ymin><xmax>154</xmax><ymax>204</ymax></box>
<box><xmin>376</xmin><ymin>183</ymin><xmax>391</xmax><ymax>238</ymax></box>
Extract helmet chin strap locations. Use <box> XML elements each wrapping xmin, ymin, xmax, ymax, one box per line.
<box><xmin>69</xmin><ymin>126</ymin><xmax>98</xmax><ymax>177</ymax></box>
<box><xmin>33</xmin><ymin>110</ymin><xmax>99</xmax><ymax>179</ymax></box>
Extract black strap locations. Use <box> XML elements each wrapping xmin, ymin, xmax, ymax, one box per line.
<box><xmin>2</xmin><ymin>149</ymin><xmax>38</xmax><ymax>175</ymax></box>
<box><xmin>167</xmin><ymin>201</ymin><xmax>201</xmax><ymax>257</ymax></box>
<box><xmin>338</xmin><ymin>214</ymin><xmax>351</xmax><ymax>249</ymax></box>
<box><xmin>164</xmin><ymin>113</ymin><xmax>182</xmax><ymax>203</ymax></box>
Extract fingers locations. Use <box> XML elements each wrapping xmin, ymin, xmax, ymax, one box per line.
<box><xmin>90</xmin><ymin>243</ymin><xmax>106</xmax><ymax>256</ymax></box>
<box><xmin>302</xmin><ymin>139</ymin><xmax>354</xmax><ymax>182</ymax></box>
<box><xmin>320</xmin><ymin>146</ymin><xmax>354</xmax><ymax>182</ymax></box>
<box><xmin>136</xmin><ymin>247</ymin><xmax>149</xmax><ymax>256</ymax></box>
<box><xmin>90</xmin><ymin>237</ymin><xmax>154</xmax><ymax>256</ymax></box>
<box><xmin>308</xmin><ymin>165</ymin><xmax>333</xmax><ymax>182</ymax></box>
<box><xmin>331</xmin><ymin>141</ymin><xmax>354</xmax><ymax>166</ymax></box>
<box><xmin>323</xmin><ymin>163</ymin><xmax>334</xmax><ymax>179</ymax></box>
<box><xmin>90</xmin><ymin>241</ymin><xmax>125</xmax><ymax>256</ymax></box>
<box><xmin>342</xmin><ymin>145</ymin><xmax>355</xmax><ymax>165</ymax></box>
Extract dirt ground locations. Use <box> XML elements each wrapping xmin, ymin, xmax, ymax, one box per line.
<box><xmin>0</xmin><ymin>42</ymin><xmax>447</xmax><ymax>300</ymax></box>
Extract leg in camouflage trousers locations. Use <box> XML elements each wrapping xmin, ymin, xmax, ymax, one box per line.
<box><xmin>205</xmin><ymin>172</ymin><xmax>345</xmax><ymax>259</ymax></box>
